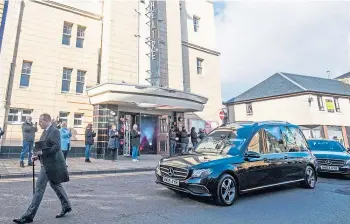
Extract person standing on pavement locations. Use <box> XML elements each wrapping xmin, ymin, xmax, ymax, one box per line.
<box><xmin>108</xmin><ymin>124</ymin><xmax>120</xmax><ymax>162</ymax></box>
<box><xmin>190</xmin><ymin>127</ymin><xmax>198</xmax><ymax>149</ymax></box>
<box><xmin>60</xmin><ymin>121</ymin><xmax>72</xmax><ymax>165</ymax></box>
<box><xmin>0</xmin><ymin>125</ymin><xmax>4</xmax><ymax>152</ymax></box>
<box><xmin>180</xmin><ymin>127</ymin><xmax>190</xmax><ymax>154</ymax></box>
<box><xmin>13</xmin><ymin>113</ymin><xmax>72</xmax><ymax>224</ymax></box>
<box><xmin>199</xmin><ymin>128</ymin><xmax>206</xmax><ymax>141</ymax></box>
<box><xmin>85</xmin><ymin>123</ymin><xmax>96</xmax><ymax>163</ymax></box>
<box><xmin>130</xmin><ymin>124</ymin><xmax>141</xmax><ymax>162</ymax></box>
<box><xmin>169</xmin><ymin>126</ymin><xmax>177</xmax><ymax>156</ymax></box>
<box><xmin>20</xmin><ymin>116</ymin><xmax>38</xmax><ymax>168</ymax></box>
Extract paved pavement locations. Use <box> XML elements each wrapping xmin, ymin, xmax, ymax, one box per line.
<box><xmin>0</xmin><ymin>172</ymin><xmax>349</xmax><ymax>224</ymax></box>
<box><xmin>0</xmin><ymin>155</ymin><xmax>161</xmax><ymax>179</ymax></box>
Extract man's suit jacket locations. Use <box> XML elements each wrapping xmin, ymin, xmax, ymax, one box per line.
<box><xmin>39</xmin><ymin>125</ymin><xmax>69</xmax><ymax>184</ymax></box>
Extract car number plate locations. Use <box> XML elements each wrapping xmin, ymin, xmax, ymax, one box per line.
<box><xmin>320</xmin><ymin>165</ymin><xmax>339</xmax><ymax>171</ymax></box>
<box><xmin>163</xmin><ymin>177</ymin><xmax>179</xmax><ymax>186</ymax></box>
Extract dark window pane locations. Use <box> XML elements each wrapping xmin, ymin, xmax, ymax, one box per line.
<box><xmin>76</xmin><ymin>83</ymin><xmax>84</xmax><ymax>94</ymax></box>
<box><xmin>61</xmin><ymin>80</ymin><xmax>70</xmax><ymax>92</ymax></box>
<box><xmin>76</xmin><ymin>39</ymin><xmax>84</xmax><ymax>48</ymax></box>
<box><xmin>62</xmin><ymin>35</ymin><xmax>70</xmax><ymax>45</ymax></box>
<box><xmin>20</xmin><ymin>74</ymin><xmax>30</xmax><ymax>87</ymax></box>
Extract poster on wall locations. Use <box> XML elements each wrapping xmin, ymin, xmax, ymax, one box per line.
<box><xmin>325</xmin><ymin>99</ymin><xmax>335</xmax><ymax>113</ymax></box>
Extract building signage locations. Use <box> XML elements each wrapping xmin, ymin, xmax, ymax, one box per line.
<box><xmin>325</xmin><ymin>99</ymin><xmax>334</xmax><ymax>113</ymax></box>
<box><xmin>146</xmin><ymin>0</ymin><xmax>160</xmax><ymax>86</ymax></box>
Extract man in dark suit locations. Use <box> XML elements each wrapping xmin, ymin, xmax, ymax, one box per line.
<box><xmin>13</xmin><ymin>114</ymin><xmax>72</xmax><ymax>223</ymax></box>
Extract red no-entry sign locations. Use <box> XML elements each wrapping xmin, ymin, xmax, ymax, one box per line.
<box><xmin>219</xmin><ymin>110</ymin><xmax>225</xmax><ymax>120</ymax></box>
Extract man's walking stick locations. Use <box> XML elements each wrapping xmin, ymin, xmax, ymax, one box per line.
<box><xmin>32</xmin><ymin>149</ymin><xmax>35</xmax><ymax>195</ymax></box>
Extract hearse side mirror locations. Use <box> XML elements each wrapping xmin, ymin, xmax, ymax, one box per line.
<box><xmin>245</xmin><ymin>151</ymin><xmax>261</xmax><ymax>159</ymax></box>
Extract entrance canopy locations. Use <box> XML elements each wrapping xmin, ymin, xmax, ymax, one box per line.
<box><xmin>87</xmin><ymin>83</ymin><xmax>208</xmax><ymax>112</ymax></box>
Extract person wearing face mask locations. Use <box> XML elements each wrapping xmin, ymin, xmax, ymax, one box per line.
<box><xmin>130</xmin><ymin>124</ymin><xmax>141</xmax><ymax>162</ymax></box>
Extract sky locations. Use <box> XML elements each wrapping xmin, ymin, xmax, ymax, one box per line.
<box><xmin>213</xmin><ymin>1</ymin><xmax>350</xmax><ymax>101</ymax></box>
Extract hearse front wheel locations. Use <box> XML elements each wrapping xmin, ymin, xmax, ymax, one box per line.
<box><xmin>215</xmin><ymin>174</ymin><xmax>237</xmax><ymax>206</ymax></box>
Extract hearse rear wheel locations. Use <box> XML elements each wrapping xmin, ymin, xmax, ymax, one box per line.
<box><xmin>301</xmin><ymin>166</ymin><xmax>316</xmax><ymax>189</ymax></box>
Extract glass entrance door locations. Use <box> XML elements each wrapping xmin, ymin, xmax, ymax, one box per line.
<box><xmin>157</xmin><ymin>115</ymin><xmax>169</xmax><ymax>155</ymax></box>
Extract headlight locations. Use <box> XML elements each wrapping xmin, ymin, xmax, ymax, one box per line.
<box><xmin>191</xmin><ymin>169</ymin><xmax>213</xmax><ymax>178</ymax></box>
<box><xmin>346</xmin><ymin>160</ymin><xmax>350</xmax><ymax>165</ymax></box>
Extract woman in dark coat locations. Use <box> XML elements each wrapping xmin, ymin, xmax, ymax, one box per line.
<box><xmin>191</xmin><ymin>127</ymin><xmax>198</xmax><ymax>149</ymax></box>
<box><xmin>108</xmin><ymin>125</ymin><xmax>120</xmax><ymax>162</ymax></box>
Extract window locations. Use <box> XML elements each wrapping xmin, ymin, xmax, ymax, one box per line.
<box><xmin>76</xmin><ymin>25</ymin><xmax>85</xmax><ymax>48</ymax></box>
<box><xmin>247</xmin><ymin>131</ymin><xmax>261</xmax><ymax>154</ymax></box>
<box><xmin>7</xmin><ymin>108</ymin><xmax>32</xmax><ymax>124</ymax></box>
<box><xmin>193</xmin><ymin>16</ymin><xmax>200</xmax><ymax>32</ymax></box>
<box><xmin>334</xmin><ymin>98</ymin><xmax>340</xmax><ymax>112</ymax></box>
<box><xmin>74</xmin><ymin>113</ymin><xmax>83</xmax><ymax>127</ymax></box>
<box><xmin>21</xmin><ymin>110</ymin><xmax>32</xmax><ymax>122</ymax></box>
<box><xmin>246</xmin><ymin>103</ymin><xmax>253</xmax><ymax>116</ymax></box>
<box><xmin>20</xmin><ymin>61</ymin><xmax>32</xmax><ymax>87</ymax></box>
<box><xmin>62</xmin><ymin>22</ymin><xmax>73</xmax><ymax>45</ymax></box>
<box><xmin>59</xmin><ymin>112</ymin><xmax>69</xmax><ymax>123</ymax></box>
<box><xmin>281</xmin><ymin>126</ymin><xmax>308</xmax><ymax>152</ymax></box>
<box><xmin>317</xmin><ymin>96</ymin><xmax>324</xmax><ymax>111</ymax></box>
<box><xmin>196</xmin><ymin>58</ymin><xmax>203</xmax><ymax>75</ymax></box>
<box><xmin>76</xmin><ymin>70</ymin><xmax>86</xmax><ymax>94</ymax></box>
<box><xmin>263</xmin><ymin>126</ymin><xmax>284</xmax><ymax>153</ymax></box>
<box><xmin>325</xmin><ymin>99</ymin><xmax>334</xmax><ymax>113</ymax></box>
<box><xmin>61</xmin><ymin>68</ymin><xmax>72</xmax><ymax>92</ymax></box>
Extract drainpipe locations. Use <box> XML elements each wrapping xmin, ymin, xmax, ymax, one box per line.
<box><xmin>2</xmin><ymin>0</ymin><xmax>25</xmax><ymax>131</ymax></box>
<box><xmin>97</xmin><ymin>0</ymin><xmax>104</xmax><ymax>84</ymax></box>
<box><xmin>137</xmin><ymin>0</ymin><xmax>140</xmax><ymax>85</ymax></box>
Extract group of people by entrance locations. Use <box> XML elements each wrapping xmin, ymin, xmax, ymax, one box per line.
<box><xmin>107</xmin><ymin>124</ymin><xmax>141</xmax><ymax>162</ymax></box>
<box><xmin>169</xmin><ymin>126</ymin><xmax>206</xmax><ymax>156</ymax></box>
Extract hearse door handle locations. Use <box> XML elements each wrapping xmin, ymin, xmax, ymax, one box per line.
<box><xmin>284</xmin><ymin>156</ymin><xmax>288</xmax><ymax>159</ymax></box>
<box><xmin>263</xmin><ymin>158</ymin><xmax>268</xmax><ymax>162</ymax></box>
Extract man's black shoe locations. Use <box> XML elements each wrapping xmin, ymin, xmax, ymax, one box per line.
<box><xmin>20</xmin><ymin>161</ymin><xmax>25</xmax><ymax>168</ymax></box>
<box><xmin>27</xmin><ymin>162</ymin><xmax>35</xmax><ymax>166</ymax></box>
<box><xmin>85</xmin><ymin>159</ymin><xmax>91</xmax><ymax>163</ymax></box>
<box><xmin>55</xmin><ymin>207</ymin><xmax>72</xmax><ymax>218</ymax></box>
<box><xmin>13</xmin><ymin>217</ymin><xmax>33</xmax><ymax>223</ymax></box>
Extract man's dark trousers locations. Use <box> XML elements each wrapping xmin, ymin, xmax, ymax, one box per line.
<box><xmin>22</xmin><ymin>166</ymin><xmax>71</xmax><ymax>219</ymax></box>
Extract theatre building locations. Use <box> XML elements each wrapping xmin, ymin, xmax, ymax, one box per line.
<box><xmin>0</xmin><ymin>0</ymin><xmax>222</xmax><ymax>157</ymax></box>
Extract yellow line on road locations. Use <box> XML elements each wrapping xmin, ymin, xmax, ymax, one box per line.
<box><xmin>0</xmin><ymin>171</ymin><xmax>154</xmax><ymax>183</ymax></box>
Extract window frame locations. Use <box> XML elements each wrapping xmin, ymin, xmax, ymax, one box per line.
<box><xmin>76</xmin><ymin>25</ymin><xmax>86</xmax><ymax>48</ymax></box>
<box><xmin>76</xmin><ymin>70</ymin><xmax>86</xmax><ymax>94</ymax></box>
<box><xmin>334</xmin><ymin>97</ymin><xmax>341</xmax><ymax>112</ymax></box>
<box><xmin>20</xmin><ymin>61</ymin><xmax>32</xmax><ymax>88</ymax></box>
<box><xmin>193</xmin><ymin>15</ymin><xmax>200</xmax><ymax>32</ymax></box>
<box><xmin>62</xmin><ymin>22</ymin><xmax>73</xmax><ymax>46</ymax></box>
<box><xmin>7</xmin><ymin>108</ymin><xmax>33</xmax><ymax>124</ymax></box>
<box><xmin>61</xmin><ymin>68</ymin><xmax>72</xmax><ymax>93</ymax></box>
<box><xmin>74</xmin><ymin>113</ymin><xmax>83</xmax><ymax>127</ymax></box>
<box><xmin>59</xmin><ymin>111</ymin><xmax>69</xmax><ymax>124</ymax></box>
<box><xmin>317</xmin><ymin>96</ymin><xmax>324</xmax><ymax>111</ymax></box>
<box><xmin>246</xmin><ymin>103</ymin><xmax>253</xmax><ymax>116</ymax></box>
<box><xmin>196</xmin><ymin>58</ymin><xmax>203</xmax><ymax>75</ymax></box>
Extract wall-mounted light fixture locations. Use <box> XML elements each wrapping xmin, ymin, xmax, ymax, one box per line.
<box><xmin>308</xmin><ymin>95</ymin><xmax>314</xmax><ymax>106</ymax></box>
